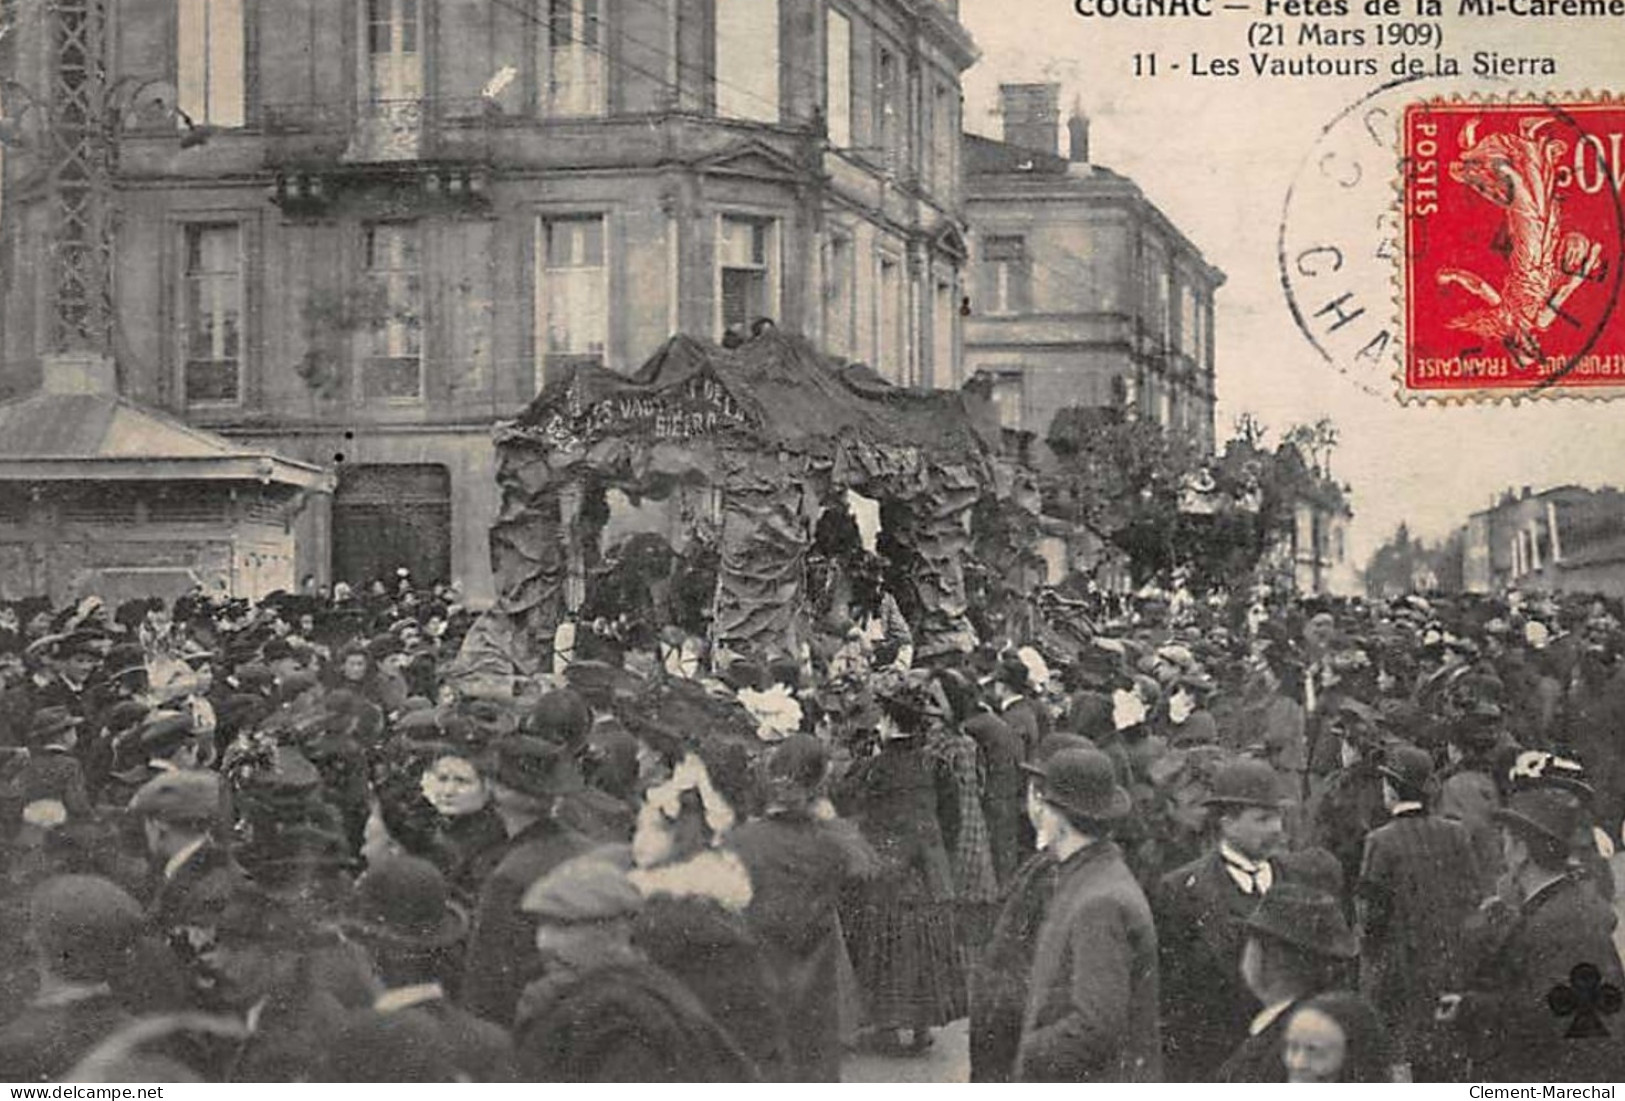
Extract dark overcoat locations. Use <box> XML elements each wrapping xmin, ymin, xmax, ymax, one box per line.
<box><xmin>1356</xmin><ymin>809</ymin><xmax>1484</xmax><ymax>1057</ymax></box>
<box><xmin>1015</xmin><ymin>840</ymin><xmax>1161</xmax><ymax>1083</ymax></box>
<box><xmin>729</xmin><ymin>812</ymin><xmax>854</xmax><ymax>1081</ymax></box>
<box><xmin>1456</xmin><ymin>874</ymin><xmax>1625</xmax><ymax>1081</ymax></box>
<box><xmin>1153</xmin><ymin>847</ymin><xmax>1325</xmax><ymax>1081</ymax></box>
<box><xmin>969</xmin><ymin>851</ymin><xmax>1059</xmax><ymax>1083</ymax></box>
<box><xmin>513</xmin><ymin>958</ymin><xmax>759</xmax><ymax>1082</ymax></box>
<box><xmin>461</xmin><ymin>818</ymin><xmax>589</xmax><ymax>1027</ymax></box>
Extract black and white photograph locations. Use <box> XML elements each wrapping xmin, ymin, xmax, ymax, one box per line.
<box><xmin>0</xmin><ymin>0</ymin><xmax>1622</xmax><ymax>1088</ymax></box>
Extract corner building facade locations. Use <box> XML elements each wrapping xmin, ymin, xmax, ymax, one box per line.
<box><xmin>962</xmin><ymin>85</ymin><xmax>1222</xmax><ymax>449</ymax></box>
<box><xmin>0</xmin><ymin>0</ymin><xmax>976</xmax><ymax>604</ymax></box>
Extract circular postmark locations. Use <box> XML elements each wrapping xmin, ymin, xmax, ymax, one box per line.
<box><xmin>1279</xmin><ymin>78</ymin><xmax>1625</xmax><ymax>402</ymax></box>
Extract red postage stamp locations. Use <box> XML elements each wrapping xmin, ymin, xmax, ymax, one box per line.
<box><xmin>1402</xmin><ymin>97</ymin><xmax>1625</xmax><ymax>398</ymax></box>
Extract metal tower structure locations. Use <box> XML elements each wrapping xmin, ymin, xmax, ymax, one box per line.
<box><xmin>44</xmin><ymin>0</ymin><xmax>112</xmax><ymax>353</ymax></box>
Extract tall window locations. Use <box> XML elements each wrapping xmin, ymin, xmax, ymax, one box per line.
<box><xmin>931</xmin><ymin>83</ymin><xmax>955</xmax><ymax>195</ymax></box>
<box><xmin>1179</xmin><ymin>282</ymin><xmax>1198</xmax><ymax>358</ymax></box>
<box><xmin>181</xmin><ymin>224</ymin><xmax>243</xmax><ymax>405</ymax></box>
<box><xmin>364</xmin><ymin>0</ymin><xmax>423</xmax><ymax>102</ymax></box>
<box><xmin>876</xmin><ymin>46</ymin><xmax>900</xmax><ymax>168</ymax></box>
<box><xmin>540</xmin><ymin>0</ymin><xmax>605</xmax><ymax>117</ymax></box>
<box><xmin>537</xmin><ymin>215</ymin><xmax>608</xmax><ymax>377</ymax></box>
<box><xmin>933</xmin><ymin>279</ymin><xmax>954</xmax><ymax>385</ymax></box>
<box><xmin>715</xmin><ymin>0</ymin><xmax>779</xmax><ymax>123</ymax></box>
<box><xmin>978</xmin><ymin>235</ymin><xmax>1030</xmax><ymax>315</ymax></box>
<box><xmin>877</xmin><ymin>253</ymin><xmax>902</xmax><ymax>382</ymax></box>
<box><xmin>826</xmin><ymin>8</ymin><xmax>851</xmax><ymax>148</ymax></box>
<box><xmin>718</xmin><ymin>216</ymin><xmax>775</xmax><ymax>338</ymax></box>
<box><xmin>824</xmin><ymin>230</ymin><xmax>854</xmax><ymax>357</ymax></box>
<box><xmin>177</xmin><ymin>0</ymin><xmax>245</xmax><ymax>127</ymax></box>
<box><xmin>361</xmin><ymin>223</ymin><xmax>423</xmax><ymax>401</ymax></box>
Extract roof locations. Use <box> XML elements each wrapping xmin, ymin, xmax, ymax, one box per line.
<box><xmin>501</xmin><ymin>331</ymin><xmax>996</xmax><ymax>463</ymax></box>
<box><xmin>963</xmin><ymin>133</ymin><xmax>1126</xmax><ymax>181</ymax></box>
<box><xmin>0</xmin><ymin>391</ymin><xmax>329</xmax><ymax>487</ymax></box>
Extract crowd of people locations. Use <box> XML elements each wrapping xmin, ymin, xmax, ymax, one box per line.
<box><xmin>1</xmin><ymin>569</ymin><xmax>1623</xmax><ymax>1083</ymax></box>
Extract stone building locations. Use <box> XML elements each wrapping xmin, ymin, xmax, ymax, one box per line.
<box><xmin>962</xmin><ymin>83</ymin><xmax>1222</xmax><ymax>448</ymax></box>
<box><xmin>0</xmin><ymin>0</ymin><xmax>976</xmax><ymax>604</ymax></box>
<box><xmin>1282</xmin><ymin>495</ymin><xmax>1357</xmax><ymax>597</ymax></box>
<box><xmin>1463</xmin><ymin>485</ymin><xmax>1625</xmax><ymax>597</ymax></box>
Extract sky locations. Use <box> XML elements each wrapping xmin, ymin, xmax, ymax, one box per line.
<box><xmin>956</xmin><ymin>2</ymin><xmax>1625</xmax><ymax>569</ymax></box>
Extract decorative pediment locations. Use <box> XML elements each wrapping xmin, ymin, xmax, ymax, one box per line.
<box><xmin>932</xmin><ymin>222</ymin><xmax>970</xmax><ymax>262</ymax></box>
<box><xmin>691</xmin><ymin>139</ymin><xmax>807</xmax><ymax>184</ymax></box>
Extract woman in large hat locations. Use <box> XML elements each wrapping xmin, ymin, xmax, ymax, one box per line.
<box><xmin>622</xmin><ymin>742</ymin><xmax>780</xmax><ymax>1076</ymax></box>
<box><xmin>833</xmin><ymin>674</ymin><xmax>963</xmax><ymax>1055</ymax></box>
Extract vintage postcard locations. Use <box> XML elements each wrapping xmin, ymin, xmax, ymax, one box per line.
<box><xmin>0</xmin><ymin>0</ymin><xmax>1622</xmax><ymax>1090</ymax></box>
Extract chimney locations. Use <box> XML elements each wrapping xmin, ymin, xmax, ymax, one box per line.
<box><xmin>40</xmin><ymin>351</ymin><xmax>117</xmax><ymax>396</ymax></box>
<box><xmin>999</xmin><ymin>83</ymin><xmax>1060</xmax><ymax>157</ymax></box>
<box><xmin>1067</xmin><ymin>99</ymin><xmax>1090</xmax><ymax>163</ymax></box>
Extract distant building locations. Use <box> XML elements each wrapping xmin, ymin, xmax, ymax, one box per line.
<box><xmin>1463</xmin><ymin>485</ymin><xmax>1625</xmax><ymax>597</ymax></box>
<box><xmin>961</xmin><ymin>84</ymin><xmax>1223</xmax><ymax>449</ymax></box>
<box><xmin>0</xmin><ymin>0</ymin><xmax>976</xmax><ymax>604</ymax></box>
<box><xmin>1274</xmin><ymin>494</ymin><xmax>1356</xmax><ymax>597</ymax></box>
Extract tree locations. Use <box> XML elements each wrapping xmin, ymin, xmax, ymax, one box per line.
<box><xmin>1044</xmin><ymin>409</ymin><xmax>1345</xmax><ymax>594</ymax></box>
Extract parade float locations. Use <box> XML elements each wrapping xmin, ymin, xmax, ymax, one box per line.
<box><xmin>484</xmin><ymin>330</ymin><xmax>1000</xmax><ymax>672</ymax></box>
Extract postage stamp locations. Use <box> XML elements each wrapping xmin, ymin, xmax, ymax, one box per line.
<box><xmin>1400</xmin><ymin>95</ymin><xmax>1625</xmax><ymax>399</ymax></box>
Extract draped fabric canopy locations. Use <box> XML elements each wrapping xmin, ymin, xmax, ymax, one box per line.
<box><xmin>487</xmin><ymin>332</ymin><xmax>997</xmax><ymax>666</ymax></box>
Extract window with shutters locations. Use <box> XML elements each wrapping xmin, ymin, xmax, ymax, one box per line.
<box><xmin>978</xmin><ymin>235</ymin><xmax>1029</xmax><ymax>315</ymax></box>
<box><xmin>826</xmin><ymin>8</ymin><xmax>852</xmax><ymax>148</ymax></box>
<box><xmin>177</xmin><ymin>0</ymin><xmax>245</xmax><ymax>127</ymax></box>
<box><xmin>536</xmin><ymin>214</ymin><xmax>608</xmax><ymax>379</ymax></box>
<box><xmin>181</xmin><ymin>223</ymin><xmax>243</xmax><ymax>406</ymax></box>
<box><xmin>363</xmin><ymin>0</ymin><xmax>422</xmax><ymax>103</ymax></box>
<box><xmin>715</xmin><ymin>0</ymin><xmax>779</xmax><ymax>123</ymax></box>
<box><xmin>718</xmin><ymin>215</ymin><xmax>776</xmax><ymax>340</ymax></box>
<box><xmin>361</xmin><ymin>223</ymin><xmax>424</xmax><ymax>402</ymax></box>
<box><xmin>540</xmin><ymin>0</ymin><xmax>605</xmax><ymax>117</ymax></box>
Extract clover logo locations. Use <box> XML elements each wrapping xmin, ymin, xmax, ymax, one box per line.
<box><xmin>1547</xmin><ymin>963</ymin><xmax>1623</xmax><ymax>1039</ymax></box>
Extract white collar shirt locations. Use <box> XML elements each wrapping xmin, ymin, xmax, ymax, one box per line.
<box><xmin>1219</xmin><ymin>840</ymin><xmax>1274</xmax><ymax>896</ymax></box>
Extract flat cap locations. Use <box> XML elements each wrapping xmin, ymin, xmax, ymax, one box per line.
<box><xmin>127</xmin><ymin>768</ymin><xmax>224</xmax><ymax>825</ymax></box>
<box><xmin>521</xmin><ymin>853</ymin><xmax>642</xmax><ymax>924</ymax></box>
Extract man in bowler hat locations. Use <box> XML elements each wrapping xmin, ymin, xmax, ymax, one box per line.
<box><xmin>1155</xmin><ymin>758</ymin><xmax>1306</xmax><ymax>1080</ymax></box>
<box><xmin>1014</xmin><ymin>748</ymin><xmax>1160</xmax><ymax>1082</ymax></box>
<box><xmin>342</xmin><ymin>855</ymin><xmax>515</xmax><ymax>1082</ymax></box>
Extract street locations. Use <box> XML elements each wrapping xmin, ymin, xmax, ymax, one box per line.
<box><xmin>842</xmin><ymin>1019</ymin><xmax>971</xmax><ymax>1083</ymax></box>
